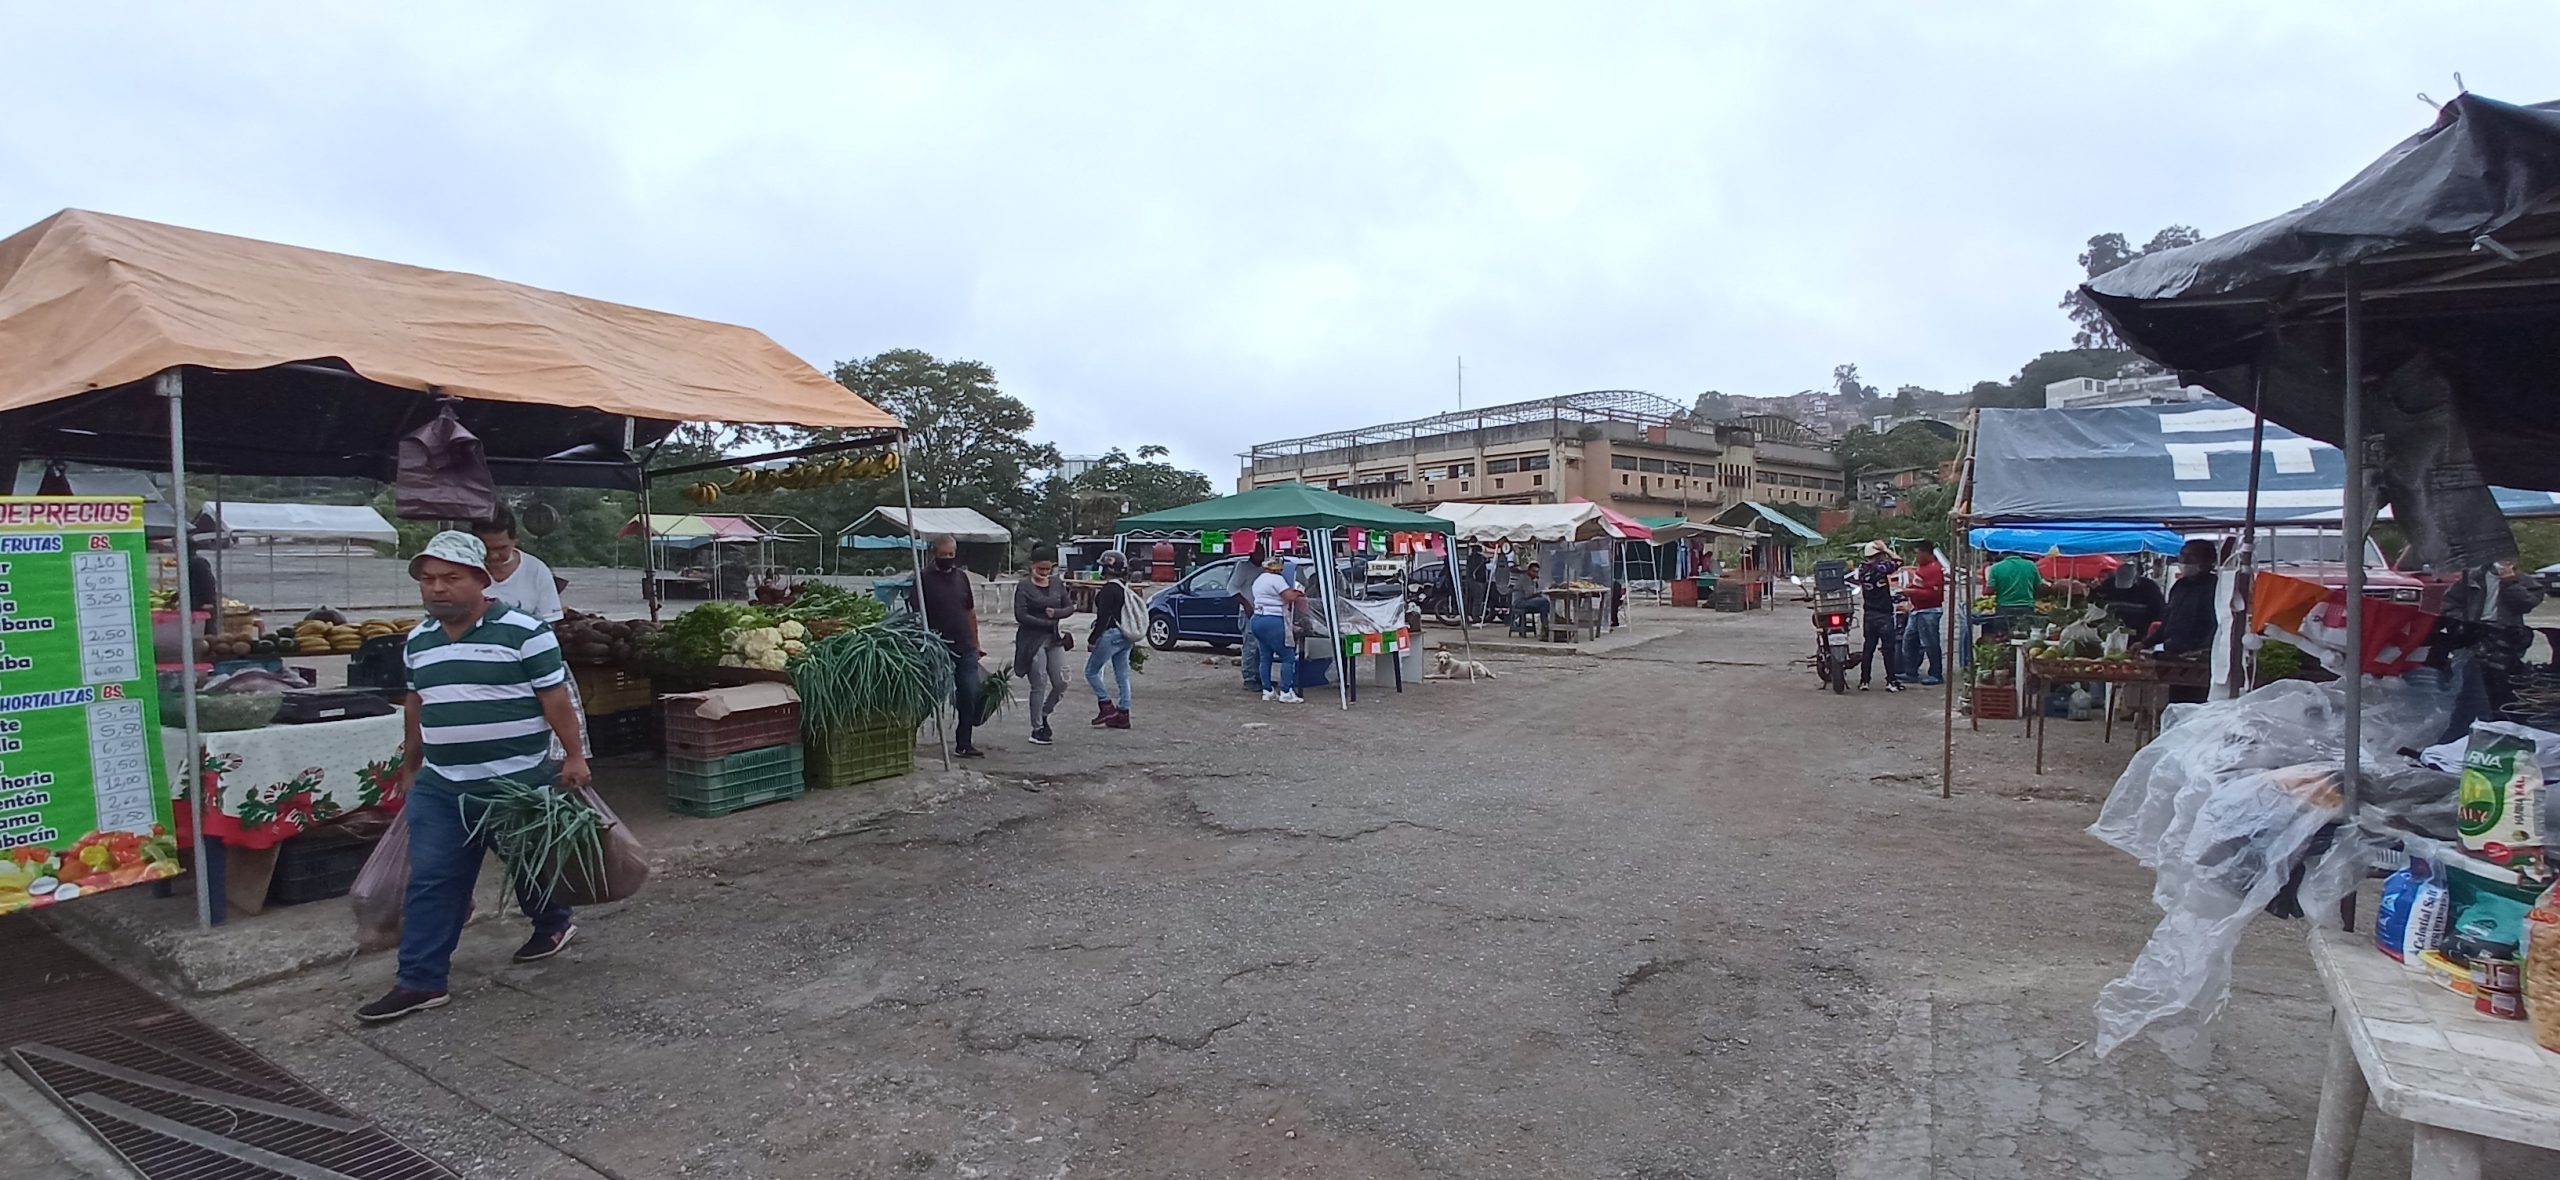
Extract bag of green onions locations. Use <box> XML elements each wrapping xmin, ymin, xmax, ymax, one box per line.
<box><xmin>786</xmin><ymin>613</ymin><xmax>955</xmax><ymax>734</ymax></box>
<box><xmin>459</xmin><ymin>775</ymin><xmax>649</xmax><ymax>910</ymax></box>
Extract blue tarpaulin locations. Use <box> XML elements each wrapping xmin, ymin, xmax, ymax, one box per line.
<box><xmin>1968</xmin><ymin>525</ymin><xmax>2186</xmax><ymax>557</ymax></box>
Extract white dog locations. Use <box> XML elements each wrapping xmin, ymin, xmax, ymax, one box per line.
<box><xmin>1426</xmin><ymin>649</ymin><xmax>1498</xmax><ymax>680</ymax></box>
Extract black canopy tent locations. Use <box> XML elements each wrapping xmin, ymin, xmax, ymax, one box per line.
<box><xmin>2079</xmin><ymin>92</ymin><xmax>2560</xmax><ymax>825</ymax></box>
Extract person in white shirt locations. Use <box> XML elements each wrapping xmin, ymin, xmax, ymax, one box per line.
<box><xmin>471</xmin><ymin>508</ymin><xmax>585</xmax><ymax>754</ymax></box>
<box><xmin>472</xmin><ymin>508</ymin><xmax>563</xmax><ymax>623</ymax></box>
<box><xmin>1247</xmin><ymin>556</ymin><xmax>1305</xmax><ymax>703</ymax></box>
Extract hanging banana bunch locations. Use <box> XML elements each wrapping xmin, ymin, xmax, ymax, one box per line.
<box><xmin>702</xmin><ymin>449</ymin><xmax>898</xmax><ymax>501</ymax></box>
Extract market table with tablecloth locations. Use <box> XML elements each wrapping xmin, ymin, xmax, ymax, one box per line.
<box><xmin>164</xmin><ymin>713</ymin><xmax>408</xmax><ymax>918</ymax></box>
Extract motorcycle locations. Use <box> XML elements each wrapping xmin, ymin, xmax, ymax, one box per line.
<box><xmin>1808</xmin><ymin>591</ymin><xmax>1856</xmax><ymax>694</ymax></box>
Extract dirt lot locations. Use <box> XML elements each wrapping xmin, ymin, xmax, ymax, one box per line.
<box><xmin>38</xmin><ymin>606</ymin><xmax>2560</xmax><ymax>1176</ymax></box>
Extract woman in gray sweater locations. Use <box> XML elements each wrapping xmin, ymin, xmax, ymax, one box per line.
<box><xmin>1012</xmin><ymin>546</ymin><xmax>1075</xmax><ymax>746</ymax></box>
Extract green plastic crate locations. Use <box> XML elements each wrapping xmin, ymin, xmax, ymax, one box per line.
<box><xmin>666</xmin><ymin>743</ymin><xmax>806</xmax><ymax>817</ymax></box>
<box><xmin>807</xmin><ymin>715</ymin><xmax>915</xmax><ymax>789</ymax></box>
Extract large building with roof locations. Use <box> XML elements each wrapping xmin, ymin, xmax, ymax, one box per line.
<box><xmin>1239</xmin><ymin>391</ymin><xmax>1845</xmax><ymax>519</ymax></box>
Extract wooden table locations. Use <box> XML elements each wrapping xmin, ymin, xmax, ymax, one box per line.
<box><xmin>2305</xmin><ymin>926</ymin><xmax>2560</xmax><ymax>1179</ymax></box>
<box><xmin>1544</xmin><ymin>587</ymin><xmax>1606</xmax><ymax>642</ymax></box>
<box><xmin>2023</xmin><ymin>656</ymin><xmax>2210</xmax><ymax>774</ymax></box>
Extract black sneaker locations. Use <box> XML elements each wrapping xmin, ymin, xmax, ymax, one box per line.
<box><xmin>1886</xmin><ymin>681</ymin><xmax>1907</xmax><ymax>693</ymax></box>
<box><xmin>1028</xmin><ymin>727</ymin><xmax>1053</xmax><ymax>746</ymax></box>
<box><xmin>356</xmin><ymin>986</ymin><xmax>449</xmax><ymax>1022</ymax></box>
<box><xmin>1859</xmin><ymin>681</ymin><xmax>1871</xmax><ymax>691</ymax></box>
<box><xmin>954</xmin><ymin>746</ymin><xmax>986</xmax><ymax>759</ymax></box>
<box><xmin>514</xmin><ymin>924</ymin><xmax>577</xmax><ymax>963</ymax></box>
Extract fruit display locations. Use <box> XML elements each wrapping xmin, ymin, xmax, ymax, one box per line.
<box><xmin>0</xmin><ymin>827</ymin><xmax>180</xmax><ymax>914</ymax></box>
<box><xmin>557</xmin><ymin>611</ymin><xmax>661</xmax><ymax>668</ymax></box>
<box><xmin>270</xmin><ymin>614</ymin><xmax>416</xmax><ymax>657</ymax></box>
<box><xmin>681</xmin><ymin>450</ymin><xmax>900</xmax><ymax>506</ymax></box>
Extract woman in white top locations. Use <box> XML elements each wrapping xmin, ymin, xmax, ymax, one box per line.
<box><xmin>471</xmin><ymin>508</ymin><xmax>586</xmax><ymax>756</ymax></box>
<box><xmin>1246</xmin><ymin>556</ymin><xmax>1305</xmax><ymax>703</ymax></box>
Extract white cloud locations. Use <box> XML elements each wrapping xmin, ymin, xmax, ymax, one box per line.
<box><xmin>0</xmin><ymin>1</ymin><xmax>2541</xmax><ymax>478</ymax></box>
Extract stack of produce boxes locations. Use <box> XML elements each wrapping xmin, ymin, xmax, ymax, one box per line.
<box><xmin>659</xmin><ymin>683</ymin><xmax>804</xmax><ymax>817</ymax></box>
<box><xmin>559</xmin><ymin>612</ymin><xmax>661</xmax><ymax>758</ymax></box>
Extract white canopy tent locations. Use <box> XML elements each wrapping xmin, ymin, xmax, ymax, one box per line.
<box><xmin>204</xmin><ymin>501</ymin><xmax>397</xmax><ymax>544</ymax></box>
<box><xmin>1428</xmin><ymin>502</ymin><xmax>1616</xmax><ymax>543</ymax></box>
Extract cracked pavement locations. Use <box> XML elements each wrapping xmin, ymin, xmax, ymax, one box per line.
<box><xmin>143</xmin><ymin>606</ymin><xmax>2555</xmax><ymax>1177</ymax></box>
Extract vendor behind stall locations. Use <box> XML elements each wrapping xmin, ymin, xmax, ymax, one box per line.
<box><xmin>472</xmin><ymin>508</ymin><xmax>583</xmax><ymax>754</ymax></box>
<box><xmin>2090</xmin><ymin>561</ymin><xmax>2166</xmax><ymax>640</ymax></box>
<box><xmin>2157</xmin><ymin>539</ymin><xmax>2220</xmax><ymax>704</ymax></box>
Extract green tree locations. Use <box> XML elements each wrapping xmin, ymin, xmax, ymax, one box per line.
<box><xmin>1831</xmin><ymin>363</ymin><xmax>1879</xmax><ymax>403</ymax></box>
<box><xmin>828</xmin><ymin>349</ymin><xmax>1061</xmax><ymax>531</ymax></box>
<box><xmin>1070</xmin><ymin>446</ymin><xmax>1212</xmax><ymax>533</ymax></box>
<box><xmin>2060</xmin><ymin>225</ymin><xmax>2203</xmax><ymax>349</ymax></box>
<box><xmin>1966</xmin><ymin>348</ymin><xmax>2139</xmax><ymax>409</ymax></box>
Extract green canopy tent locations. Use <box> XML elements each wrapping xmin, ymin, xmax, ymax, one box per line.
<box><xmin>1116</xmin><ymin>483</ymin><xmax>1468</xmax><ymax>707</ymax></box>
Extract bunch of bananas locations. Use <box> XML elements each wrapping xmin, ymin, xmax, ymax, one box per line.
<box><xmin>680</xmin><ymin>450</ymin><xmax>900</xmax><ymax>506</ymax></box>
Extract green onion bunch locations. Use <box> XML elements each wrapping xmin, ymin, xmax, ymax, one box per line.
<box><xmin>788</xmin><ymin>611</ymin><xmax>954</xmax><ymax>733</ymax></box>
<box><xmin>460</xmin><ymin>777</ymin><xmax>605</xmax><ymax>912</ymax></box>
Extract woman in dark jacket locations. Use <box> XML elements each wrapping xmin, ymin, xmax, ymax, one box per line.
<box><xmin>1012</xmin><ymin>546</ymin><xmax>1073</xmax><ymax>746</ymax></box>
<box><xmin>1084</xmin><ymin>552</ymin><xmax>1138</xmax><ymax>730</ymax></box>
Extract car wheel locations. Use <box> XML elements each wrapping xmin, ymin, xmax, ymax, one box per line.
<box><xmin>1146</xmin><ymin>614</ymin><xmax>1178</xmax><ymax>651</ymax></box>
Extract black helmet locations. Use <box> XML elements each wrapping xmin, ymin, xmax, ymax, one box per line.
<box><xmin>1098</xmin><ymin>550</ymin><xmax>1128</xmax><ymax>575</ymax></box>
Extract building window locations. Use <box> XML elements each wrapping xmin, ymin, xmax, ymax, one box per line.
<box><xmin>1611</xmin><ymin>455</ymin><xmax>1638</xmax><ymax>471</ymax></box>
<box><xmin>1450</xmin><ymin>463</ymin><xmax>1475</xmax><ymax>477</ymax></box>
<box><xmin>1668</xmin><ymin>461</ymin><xmax>1691</xmax><ymax>476</ymax></box>
<box><xmin>1639</xmin><ymin>458</ymin><xmax>1666</xmax><ymax>473</ymax></box>
<box><xmin>1621</xmin><ymin>474</ymin><xmax>1630</xmax><ymax>485</ymax></box>
<box><xmin>1459</xmin><ymin>480</ymin><xmax>1469</xmax><ymax>491</ymax></box>
<box><xmin>1532</xmin><ymin>474</ymin><xmax>1544</xmax><ymax>486</ymax></box>
<box><xmin>1487</xmin><ymin>458</ymin><xmax>1519</xmax><ymax>474</ymax></box>
<box><xmin>1521</xmin><ymin>454</ymin><xmax>1551</xmax><ymax>471</ymax></box>
<box><xmin>1493</xmin><ymin>477</ymin><xmax>1505</xmax><ymax>489</ymax></box>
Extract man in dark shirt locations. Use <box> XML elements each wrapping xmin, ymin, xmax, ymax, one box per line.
<box><xmin>907</xmin><ymin>535</ymin><xmax>986</xmax><ymax>757</ymax></box>
<box><xmin>1850</xmin><ymin>541</ymin><xmax>1904</xmax><ymax>691</ymax></box>
<box><xmin>2157</xmin><ymin>539</ymin><xmax>2220</xmax><ymax>704</ymax></box>
<box><xmin>2089</xmin><ymin>562</ymin><xmax>2167</xmax><ymax>640</ymax></box>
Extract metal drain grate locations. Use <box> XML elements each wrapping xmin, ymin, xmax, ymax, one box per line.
<box><xmin>0</xmin><ymin>921</ymin><xmax>453</xmax><ymax>1180</ymax></box>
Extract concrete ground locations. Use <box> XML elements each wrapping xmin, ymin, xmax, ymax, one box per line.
<box><xmin>19</xmin><ymin>605</ymin><xmax>2560</xmax><ymax>1177</ymax></box>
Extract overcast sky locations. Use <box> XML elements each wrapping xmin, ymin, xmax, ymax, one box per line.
<box><xmin>2</xmin><ymin>4</ymin><xmax>2544</xmax><ymax>478</ymax></box>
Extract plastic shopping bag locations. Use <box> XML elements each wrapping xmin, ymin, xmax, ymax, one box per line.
<box><xmin>348</xmin><ymin>806</ymin><xmax>411</xmax><ymax>952</ymax></box>
<box><xmin>555</xmin><ymin>786</ymin><xmax>650</xmax><ymax>907</ymax></box>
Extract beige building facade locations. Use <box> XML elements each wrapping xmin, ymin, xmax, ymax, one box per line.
<box><xmin>1240</xmin><ymin>392</ymin><xmax>1843</xmax><ymax>518</ymax></box>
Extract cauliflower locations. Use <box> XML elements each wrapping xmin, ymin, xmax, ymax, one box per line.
<box><xmin>778</xmin><ymin>620</ymin><xmax>807</xmax><ymax>640</ymax></box>
<box><xmin>781</xmin><ymin>639</ymin><xmax>807</xmax><ymax>656</ymax></box>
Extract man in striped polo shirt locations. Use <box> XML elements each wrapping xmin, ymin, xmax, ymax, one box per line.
<box><xmin>359</xmin><ymin>531</ymin><xmax>593</xmax><ymax>1022</ymax></box>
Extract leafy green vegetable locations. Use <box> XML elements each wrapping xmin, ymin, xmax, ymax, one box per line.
<box><xmin>788</xmin><ymin>612</ymin><xmax>953</xmax><ymax>734</ymax></box>
<box><xmin>642</xmin><ymin>602</ymin><xmax>775</xmax><ymax>673</ymax></box>
<box><xmin>778</xmin><ymin>581</ymin><xmax>886</xmax><ymax>628</ymax></box>
<box><xmin>976</xmin><ymin>668</ymin><xmax>1010</xmax><ymax>724</ymax></box>
<box><xmin>460</xmin><ymin>777</ymin><xmax>604</xmax><ymax>913</ymax></box>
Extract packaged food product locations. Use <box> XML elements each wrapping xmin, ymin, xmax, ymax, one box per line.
<box><xmin>2420</xmin><ymin>949</ymin><xmax>2475</xmax><ymax>996</ymax></box>
<box><xmin>2458</xmin><ymin>721</ymin><xmax>2557</xmax><ymax>863</ymax></box>
<box><xmin>2526</xmin><ymin>881</ymin><xmax>2560</xmax><ymax>1053</ymax></box>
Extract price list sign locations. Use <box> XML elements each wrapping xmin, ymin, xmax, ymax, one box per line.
<box><xmin>0</xmin><ymin>497</ymin><xmax>178</xmax><ymax>916</ymax></box>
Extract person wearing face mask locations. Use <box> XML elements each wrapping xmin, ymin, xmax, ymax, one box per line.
<box><xmin>2088</xmin><ymin>558</ymin><xmax>2166</xmax><ymax>642</ymax></box>
<box><xmin>906</xmin><ymin>535</ymin><xmax>987</xmax><ymax>758</ymax></box>
<box><xmin>1012</xmin><ymin>545</ymin><xmax>1073</xmax><ymax>746</ymax></box>
<box><xmin>2156</xmin><ymin>539</ymin><xmax>2221</xmax><ymax>704</ymax></box>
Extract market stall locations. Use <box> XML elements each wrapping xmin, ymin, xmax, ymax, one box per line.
<box><xmin>837</xmin><ymin>506</ymin><xmax>1011</xmax><ymax>577</ymax></box>
<box><xmin>2055</xmin><ymin>92</ymin><xmax>2560</xmax><ymax>1170</ymax></box>
<box><xmin>1117</xmin><ymin>483</ymin><xmax>1463</xmax><ymax>706</ymax></box>
<box><xmin>1707</xmin><ymin>501</ymin><xmax>1825</xmax><ymax>610</ymax></box>
<box><xmin>0</xmin><ymin>209</ymin><xmax>911</xmax><ymax>931</ymax></box>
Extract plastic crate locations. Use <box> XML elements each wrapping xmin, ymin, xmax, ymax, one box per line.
<box><xmin>807</xmin><ymin>716</ymin><xmax>915</xmax><ymax>789</ymax></box>
<box><xmin>588</xmin><ymin>708</ymin><xmax>661</xmax><ymax>759</ymax></box>
<box><xmin>666</xmin><ymin>743</ymin><xmax>806</xmax><ymax>817</ymax></box>
<box><xmin>574</xmin><ymin>664</ymin><xmax>655</xmax><ymax>716</ymax></box>
<box><xmin>663</xmin><ymin>696</ymin><xmax>801</xmax><ymax>760</ymax></box>
<box><xmin>265</xmin><ymin>828</ymin><xmax>379</xmax><ymax>906</ymax></box>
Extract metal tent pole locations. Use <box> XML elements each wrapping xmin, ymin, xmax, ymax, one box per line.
<box><xmin>1446</xmin><ymin>536</ymin><xmax>1479</xmax><ymax>678</ymax></box>
<box><xmin>897</xmin><ymin>437</ymin><xmax>951</xmax><ymax>769</ymax></box>
<box><xmin>2339</xmin><ymin>268</ymin><xmax>2366</xmax><ymax>815</ymax></box>
<box><xmin>1941</xmin><ymin>409</ymin><xmax>1977</xmax><ymax>799</ymax></box>
<box><xmin>1318</xmin><ymin>528</ymin><xmax>1350</xmax><ymax>710</ymax></box>
<box><xmin>2230</xmin><ymin>337</ymin><xmax>2272</xmax><ymax>697</ymax></box>
<box><xmin>638</xmin><ymin>473</ymin><xmax>660</xmax><ymax>622</ymax></box>
<box><xmin>162</xmin><ymin>370</ymin><xmax>212</xmax><ymax>930</ymax></box>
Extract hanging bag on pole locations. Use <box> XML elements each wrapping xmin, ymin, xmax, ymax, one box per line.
<box><xmin>394</xmin><ymin>401</ymin><xmax>499</xmax><ymax>521</ymax></box>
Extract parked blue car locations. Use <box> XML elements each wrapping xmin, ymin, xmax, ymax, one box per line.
<box><xmin>1142</xmin><ymin>556</ymin><xmax>1401</xmax><ymax>650</ymax></box>
<box><xmin>1143</xmin><ymin>556</ymin><xmax>1252</xmax><ymax>650</ymax></box>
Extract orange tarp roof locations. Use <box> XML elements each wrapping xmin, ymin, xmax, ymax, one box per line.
<box><xmin>0</xmin><ymin>210</ymin><xmax>900</xmax><ymax>431</ymax></box>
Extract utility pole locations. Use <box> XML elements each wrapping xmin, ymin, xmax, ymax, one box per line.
<box><xmin>1457</xmin><ymin>356</ymin><xmax>1464</xmax><ymax>410</ymax></box>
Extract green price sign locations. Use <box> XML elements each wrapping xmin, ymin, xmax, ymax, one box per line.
<box><xmin>0</xmin><ymin>497</ymin><xmax>177</xmax><ymax>915</ymax></box>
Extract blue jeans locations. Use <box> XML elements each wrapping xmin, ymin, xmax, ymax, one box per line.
<box><xmin>1249</xmin><ymin>614</ymin><xmax>1296</xmax><ymax>693</ymax></box>
<box><xmin>397</xmin><ymin>767</ymin><xmax>573</xmax><ymax>994</ymax></box>
<box><xmin>1085</xmin><ymin>626</ymin><xmax>1133</xmax><ymax>710</ymax></box>
<box><xmin>948</xmin><ymin>643</ymin><xmax>983</xmax><ymax>751</ymax></box>
<box><xmin>1903</xmin><ymin>607</ymin><xmax>1945</xmax><ymax>681</ymax></box>
<box><xmin>1512</xmin><ymin>595</ymin><xmax>1551</xmax><ymax>636</ymax></box>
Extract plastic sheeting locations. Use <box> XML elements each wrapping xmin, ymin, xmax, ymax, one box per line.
<box><xmin>1968</xmin><ymin>526</ymin><xmax>2185</xmax><ymax>557</ymax></box>
<box><xmin>2087</xmin><ymin>673</ymin><xmax>2458</xmax><ymax>1062</ymax></box>
<box><xmin>2084</xmin><ymin>94</ymin><xmax>2560</xmax><ymax>491</ymax></box>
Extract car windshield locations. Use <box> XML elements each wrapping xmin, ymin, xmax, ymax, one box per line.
<box><xmin>2252</xmin><ymin>530</ymin><xmax>2387</xmax><ymax>568</ymax></box>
